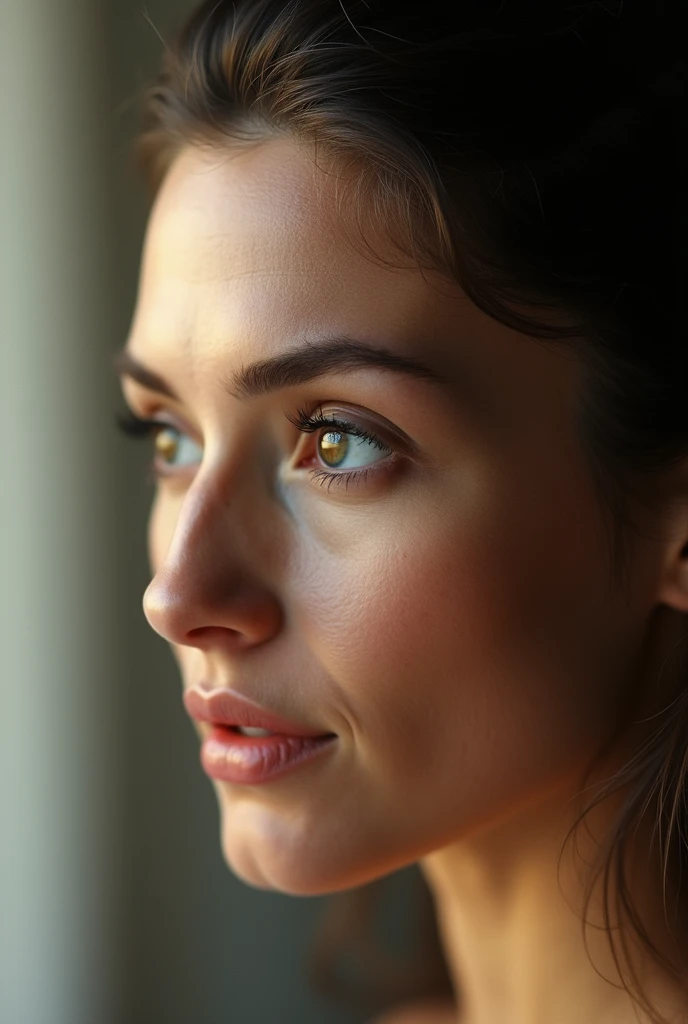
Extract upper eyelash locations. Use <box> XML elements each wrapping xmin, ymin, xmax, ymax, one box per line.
<box><xmin>285</xmin><ymin>404</ymin><xmax>391</xmax><ymax>452</ymax></box>
<box><xmin>114</xmin><ymin>405</ymin><xmax>395</xmax><ymax>488</ymax></box>
<box><xmin>115</xmin><ymin>406</ymin><xmax>391</xmax><ymax>454</ymax></box>
<box><xmin>114</xmin><ymin>409</ymin><xmax>176</xmax><ymax>485</ymax></box>
<box><xmin>114</xmin><ymin>409</ymin><xmax>166</xmax><ymax>438</ymax></box>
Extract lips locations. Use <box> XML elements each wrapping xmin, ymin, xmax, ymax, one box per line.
<box><xmin>183</xmin><ymin>686</ymin><xmax>334</xmax><ymax>738</ymax></box>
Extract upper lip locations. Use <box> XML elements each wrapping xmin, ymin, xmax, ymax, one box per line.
<box><xmin>183</xmin><ymin>686</ymin><xmax>335</xmax><ymax>738</ymax></box>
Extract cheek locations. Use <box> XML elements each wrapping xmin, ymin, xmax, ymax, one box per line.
<box><xmin>296</xmin><ymin>479</ymin><xmax>623</xmax><ymax>813</ymax></box>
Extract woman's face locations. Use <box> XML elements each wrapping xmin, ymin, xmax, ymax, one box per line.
<box><xmin>121</xmin><ymin>137</ymin><xmax>664</xmax><ymax>894</ymax></box>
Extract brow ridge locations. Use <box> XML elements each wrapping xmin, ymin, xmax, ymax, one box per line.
<box><xmin>221</xmin><ymin>336</ymin><xmax>449</xmax><ymax>399</ymax></box>
<box><xmin>113</xmin><ymin>335</ymin><xmax>450</xmax><ymax>402</ymax></box>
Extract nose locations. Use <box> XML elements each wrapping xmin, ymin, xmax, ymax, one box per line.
<box><xmin>142</xmin><ymin>472</ymin><xmax>284</xmax><ymax>654</ymax></box>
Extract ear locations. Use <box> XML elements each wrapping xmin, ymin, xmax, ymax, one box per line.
<box><xmin>657</xmin><ymin>534</ymin><xmax>688</xmax><ymax>614</ymax></box>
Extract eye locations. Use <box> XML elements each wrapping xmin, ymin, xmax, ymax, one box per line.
<box><xmin>316</xmin><ymin>427</ymin><xmax>389</xmax><ymax>470</ymax></box>
<box><xmin>286</xmin><ymin>404</ymin><xmax>399</xmax><ymax>491</ymax></box>
<box><xmin>152</xmin><ymin>425</ymin><xmax>202</xmax><ymax>473</ymax></box>
<box><xmin>115</xmin><ymin>409</ymin><xmax>203</xmax><ymax>477</ymax></box>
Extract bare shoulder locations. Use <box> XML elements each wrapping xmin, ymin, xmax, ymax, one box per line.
<box><xmin>367</xmin><ymin>997</ymin><xmax>458</xmax><ymax>1024</ymax></box>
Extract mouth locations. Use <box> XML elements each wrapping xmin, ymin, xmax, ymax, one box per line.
<box><xmin>183</xmin><ymin>685</ymin><xmax>335</xmax><ymax>740</ymax></box>
<box><xmin>220</xmin><ymin>723</ymin><xmax>336</xmax><ymax>739</ymax></box>
<box><xmin>199</xmin><ymin>724</ymin><xmax>338</xmax><ymax>785</ymax></box>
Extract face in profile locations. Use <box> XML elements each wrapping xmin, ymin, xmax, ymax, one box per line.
<box><xmin>120</xmin><ymin>136</ymin><xmax>666</xmax><ymax>896</ymax></box>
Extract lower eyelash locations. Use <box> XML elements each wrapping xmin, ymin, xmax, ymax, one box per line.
<box><xmin>288</xmin><ymin>403</ymin><xmax>396</xmax><ymax>488</ymax></box>
<box><xmin>308</xmin><ymin>466</ymin><xmax>379</xmax><ymax>492</ymax></box>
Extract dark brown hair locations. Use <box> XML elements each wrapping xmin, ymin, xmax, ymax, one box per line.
<box><xmin>136</xmin><ymin>1</ymin><xmax>688</xmax><ymax>1020</ymax></box>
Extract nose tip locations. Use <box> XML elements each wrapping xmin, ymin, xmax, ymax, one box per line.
<box><xmin>142</xmin><ymin>571</ymin><xmax>174</xmax><ymax>639</ymax></box>
<box><xmin>142</xmin><ymin>569</ymin><xmax>193</xmax><ymax>645</ymax></box>
<box><xmin>142</xmin><ymin>565</ymin><xmax>283</xmax><ymax>651</ymax></box>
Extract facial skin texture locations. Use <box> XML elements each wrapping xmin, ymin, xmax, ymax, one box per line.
<box><xmin>121</xmin><ymin>138</ymin><xmax>688</xmax><ymax>1024</ymax></box>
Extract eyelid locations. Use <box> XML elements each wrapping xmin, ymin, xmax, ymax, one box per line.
<box><xmin>292</xmin><ymin>401</ymin><xmax>421</xmax><ymax>458</ymax></box>
<box><xmin>124</xmin><ymin>392</ymin><xmax>203</xmax><ymax>445</ymax></box>
<box><xmin>121</xmin><ymin>393</ymin><xmax>427</xmax><ymax>482</ymax></box>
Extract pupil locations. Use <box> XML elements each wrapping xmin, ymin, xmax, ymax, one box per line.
<box><xmin>319</xmin><ymin>430</ymin><xmax>348</xmax><ymax>467</ymax></box>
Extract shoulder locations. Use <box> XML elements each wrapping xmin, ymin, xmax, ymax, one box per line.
<box><xmin>367</xmin><ymin>998</ymin><xmax>457</xmax><ymax>1024</ymax></box>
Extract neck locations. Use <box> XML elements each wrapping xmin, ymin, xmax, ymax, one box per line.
<box><xmin>419</xmin><ymin>607</ymin><xmax>688</xmax><ymax>1024</ymax></box>
<box><xmin>421</xmin><ymin>777</ymin><xmax>681</xmax><ymax>1024</ymax></box>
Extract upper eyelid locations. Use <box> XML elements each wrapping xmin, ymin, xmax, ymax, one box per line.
<box><xmin>289</xmin><ymin>407</ymin><xmax>390</xmax><ymax>441</ymax></box>
<box><xmin>122</xmin><ymin>392</ymin><xmax>420</xmax><ymax>463</ymax></box>
<box><xmin>297</xmin><ymin>401</ymin><xmax>421</xmax><ymax>455</ymax></box>
<box><xmin>122</xmin><ymin>391</ymin><xmax>203</xmax><ymax>441</ymax></box>
<box><xmin>124</xmin><ymin>392</ymin><xmax>379</xmax><ymax>436</ymax></box>
<box><xmin>123</xmin><ymin>411</ymin><xmax>393</xmax><ymax>484</ymax></box>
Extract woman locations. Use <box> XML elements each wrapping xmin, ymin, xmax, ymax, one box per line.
<box><xmin>114</xmin><ymin>1</ymin><xmax>688</xmax><ymax>1021</ymax></box>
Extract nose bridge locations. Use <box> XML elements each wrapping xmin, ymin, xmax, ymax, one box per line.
<box><xmin>166</xmin><ymin>469</ymin><xmax>236</xmax><ymax>578</ymax></box>
<box><xmin>143</xmin><ymin>464</ymin><xmax>285</xmax><ymax>646</ymax></box>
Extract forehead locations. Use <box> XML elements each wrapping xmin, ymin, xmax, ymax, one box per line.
<box><xmin>147</xmin><ymin>138</ymin><xmax>342</xmax><ymax>282</ymax></box>
<box><xmin>129</xmin><ymin>135</ymin><xmax>582</xmax><ymax>447</ymax></box>
<box><xmin>130</xmin><ymin>136</ymin><xmax>487</xmax><ymax>380</ymax></box>
<box><xmin>142</xmin><ymin>140</ymin><xmax>415</xmax><ymax>315</ymax></box>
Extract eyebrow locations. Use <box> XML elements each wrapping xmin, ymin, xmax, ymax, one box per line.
<box><xmin>112</xmin><ymin>336</ymin><xmax>450</xmax><ymax>401</ymax></box>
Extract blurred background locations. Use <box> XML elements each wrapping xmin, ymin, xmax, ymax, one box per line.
<box><xmin>0</xmin><ymin>2</ymin><xmax>420</xmax><ymax>1022</ymax></box>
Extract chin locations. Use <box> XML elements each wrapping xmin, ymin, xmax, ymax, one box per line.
<box><xmin>216</xmin><ymin>804</ymin><xmax>404</xmax><ymax>897</ymax></box>
<box><xmin>218</xmin><ymin>821</ymin><xmax>348</xmax><ymax>895</ymax></box>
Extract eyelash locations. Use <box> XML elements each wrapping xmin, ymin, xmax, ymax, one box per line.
<box><xmin>286</xmin><ymin>405</ymin><xmax>394</xmax><ymax>491</ymax></box>
<box><xmin>114</xmin><ymin>410</ymin><xmax>172</xmax><ymax>486</ymax></box>
<box><xmin>114</xmin><ymin>405</ymin><xmax>395</xmax><ymax>492</ymax></box>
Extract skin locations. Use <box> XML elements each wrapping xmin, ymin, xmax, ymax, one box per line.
<box><xmin>119</xmin><ymin>137</ymin><xmax>688</xmax><ymax>1024</ymax></box>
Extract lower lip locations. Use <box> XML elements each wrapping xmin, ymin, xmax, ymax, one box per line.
<box><xmin>200</xmin><ymin>726</ymin><xmax>338</xmax><ymax>785</ymax></box>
